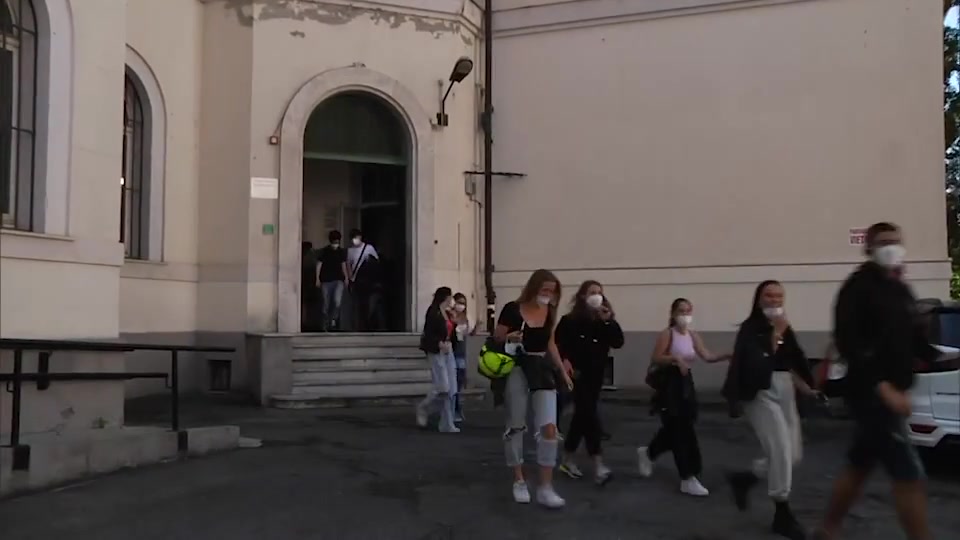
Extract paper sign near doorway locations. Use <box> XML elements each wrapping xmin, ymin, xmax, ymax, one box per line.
<box><xmin>250</xmin><ymin>177</ymin><xmax>279</xmax><ymax>199</ymax></box>
<box><xmin>848</xmin><ymin>227</ymin><xmax>867</xmax><ymax>246</ymax></box>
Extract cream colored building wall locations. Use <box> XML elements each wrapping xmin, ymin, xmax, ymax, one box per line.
<box><xmin>491</xmin><ymin>0</ymin><xmax>950</xmax><ymax>341</ymax></box>
<box><xmin>1</xmin><ymin>0</ymin><xmax>127</xmax><ymax>436</ymax></box>
<box><xmin>120</xmin><ymin>0</ymin><xmax>205</xmax><ymax>396</ymax></box>
<box><xmin>201</xmin><ymin>0</ymin><xmax>484</xmax><ymax>333</ymax></box>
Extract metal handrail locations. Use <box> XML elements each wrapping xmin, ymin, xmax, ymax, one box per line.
<box><xmin>0</xmin><ymin>338</ymin><xmax>236</xmax><ymax>471</ymax></box>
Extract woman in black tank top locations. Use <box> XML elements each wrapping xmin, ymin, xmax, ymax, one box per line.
<box><xmin>493</xmin><ymin>269</ymin><xmax>574</xmax><ymax>509</ymax></box>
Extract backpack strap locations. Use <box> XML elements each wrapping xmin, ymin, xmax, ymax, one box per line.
<box><xmin>350</xmin><ymin>244</ymin><xmax>369</xmax><ymax>281</ymax></box>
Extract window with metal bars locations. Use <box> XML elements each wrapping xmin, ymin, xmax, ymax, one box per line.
<box><xmin>1</xmin><ymin>0</ymin><xmax>38</xmax><ymax>231</ymax></box>
<box><xmin>121</xmin><ymin>72</ymin><xmax>147</xmax><ymax>259</ymax></box>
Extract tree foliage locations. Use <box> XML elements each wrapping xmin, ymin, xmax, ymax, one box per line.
<box><xmin>945</xmin><ymin>1</ymin><xmax>960</xmax><ymax>297</ymax></box>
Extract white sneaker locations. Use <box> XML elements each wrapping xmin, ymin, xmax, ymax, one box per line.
<box><xmin>637</xmin><ymin>447</ymin><xmax>653</xmax><ymax>478</ymax></box>
<box><xmin>680</xmin><ymin>477</ymin><xmax>710</xmax><ymax>497</ymax></box>
<box><xmin>536</xmin><ymin>485</ymin><xmax>566</xmax><ymax>508</ymax></box>
<box><xmin>512</xmin><ymin>481</ymin><xmax>531</xmax><ymax>504</ymax></box>
<box><xmin>415</xmin><ymin>406</ymin><xmax>427</xmax><ymax>428</ymax></box>
<box><xmin>559</xmin><ymin>461</ymin><xmax>584</xmax><ymax>479</ymax></box>
<box><xmin>595</xmin><ymin>463</ymin><xmax>613</xmax><ymax>486</ymax></box>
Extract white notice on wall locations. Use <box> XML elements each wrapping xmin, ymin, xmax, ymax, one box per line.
<box><xmin>250</xmin><ymin>177</ymin><xmax>279</xmax><ymax>199</ymax></box>
<box><xmin>848</xmin><ymin>227</ymin><xmax>867</xmax><ymax>246</ymax></box>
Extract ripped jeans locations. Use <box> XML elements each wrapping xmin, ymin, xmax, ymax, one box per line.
<box><xmin>503</xmin><ymin>368</ymin><xmax>559</xmax><ymax>468</ymax></box>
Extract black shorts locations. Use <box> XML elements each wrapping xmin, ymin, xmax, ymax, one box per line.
<box><xmin>847</xmin><ymin>403</ymin><xmax>925</xmax><ymax>482</ymax></box>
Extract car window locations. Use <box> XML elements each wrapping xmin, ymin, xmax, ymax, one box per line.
<box><xmin>936</xmin><ymin>312</ymin><xmax>960</xmax><ymax>348</ymax></box>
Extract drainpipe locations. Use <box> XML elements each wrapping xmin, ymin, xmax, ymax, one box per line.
<box><xmin>482</xmin><ymin>0</ymin><xmax>496</xmax><ymax>333</ymax></box>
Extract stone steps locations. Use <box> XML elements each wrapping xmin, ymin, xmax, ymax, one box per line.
<box><xmin>271</xmin><ymin>332</ymin><xmax>476</xmax><ymax>408</ymax></box>
<box><xmin>271</xmin><ymin>388</ymin><xmax>486</xmax><ymax>409</ymax></box>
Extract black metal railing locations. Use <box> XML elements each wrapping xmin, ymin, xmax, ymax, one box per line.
<box><xmin>0</xmin><ymin>338</ymin><xmax>235</xmax><ymax>470</ymax></box>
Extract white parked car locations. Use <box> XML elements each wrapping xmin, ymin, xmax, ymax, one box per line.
<box><xmin>907</xmin><ymin>300</ymin><xmax>960</xmax><ymax>453</ymax></box>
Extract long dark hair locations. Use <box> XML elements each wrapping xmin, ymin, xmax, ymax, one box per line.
<box><xmin>517</xmin><ymin>269</ymin><xmax>562</xmax><ymax>327</ymax></box>
<box><xmin>431</xmin><ymin>287</ymin><xmax>453</xmax><ymax>308</ymax></box>
<box><xmin>668</xmin><ymin>298</ymin><xmax>690</xmax><ymax>328</ymax></box>
<box><xmin>569</xmin><ymin>280</ymin><xmax>602</xmax><ymax>318</ymax></box>
<box><xmin>745</xmin><ymin>280</ymin><xmax>782</xmax><ymax>324</ymax></box>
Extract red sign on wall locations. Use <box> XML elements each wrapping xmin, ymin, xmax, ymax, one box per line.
<box><xmin>848</xmin><ymin>227</ymin><xmax>867</xmax><ymax>246</ymax></box>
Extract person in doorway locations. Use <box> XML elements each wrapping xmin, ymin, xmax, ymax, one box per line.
<box><xmin>555</xmin><ymin>280</ymin><xmax>624</xmax><ymax>485</ymax></box>
<box><xmin>316</xmin><ymin>230</ymin><xmax>348</xmax><ymax>331</ymax></box>
<box><xmin>346</xmin><ymin>229</ymin><xmax>382</xmax><ymax>331</ymax></box>
<box><xmin>451</xmin><ymin>292</ymin><xmax>475</xmax><ymax>423</ymax></box>
<box><xmin>813</xmin><ymin>222</ymin><xmax>936</xmax><ymax>540</ymax></box>
<box><xmin>416</xmin><ymin>287</ymin><xmax>459</xmax><ymax>433</ymax></box>
<box><xmin>495</xmin><ymin>269</ymin><xmax>574</xmax><ymax>508</ymax></box>
<box><xmin>722</xmin><ymin>281</ymin><xmax>819</xmax><ymax>540</ymax></box>
<box><xmin>638</xmin><ymin>298</ymin><xmax>729</xmax><ymax>497</ymax></box>
<box><xmin>300</xmin><ymin>241</ymin><xmax>320</xmax><ymax>332</ymax></box>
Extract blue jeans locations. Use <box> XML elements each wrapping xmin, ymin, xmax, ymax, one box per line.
<box><xmin>417</xmin><ymin>351</ymin><xmax>458</xmax><ymax>432</ymax></box>
<box><xmin>320</xmin><ymin>281</ymin><xmax>344</xmax><ymax>328</ymax></box>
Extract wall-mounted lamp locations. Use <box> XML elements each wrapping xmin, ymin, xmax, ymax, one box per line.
<box><xmin>437</xmin><ymin>56</ymin><xmax>474</xmax><ymax>127</ymax></box>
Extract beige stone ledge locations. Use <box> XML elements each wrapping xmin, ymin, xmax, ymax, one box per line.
<box><xmin>0</xmin><ymin>229</ymin><xmax>125</xmax><ymax>268</ymax></box>
<box><xmin>493</xmin><ymin>0</ymin><xmax>819</xmax><ymax>37</ymax></box>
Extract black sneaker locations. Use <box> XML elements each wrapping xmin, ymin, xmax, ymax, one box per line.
<box><xmin>726</xmin><ymin>471</ymin><xmax>758</xmax><ymax>511</ymax></box>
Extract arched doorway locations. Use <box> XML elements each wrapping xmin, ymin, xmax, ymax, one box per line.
<box><xmin>301</xmin><ymin>92</ymin><xmax>410</xmax><ymax>333</ymax></box>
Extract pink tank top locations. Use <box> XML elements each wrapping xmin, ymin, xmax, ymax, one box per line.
<box><xmin>669</xmin><ymin>329</ymin><xmax>697</xmax><ymax>361</ymax></box>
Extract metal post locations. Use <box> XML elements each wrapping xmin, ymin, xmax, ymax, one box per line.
<box><xmin>170</xmin><ymin>350</ymin><xmax>179</xmax><ymax>432</ymax></box>
<box><xmin>483</xmin><ymin>0</ymin><xmax>496</xmax><ymax>333</ymax></box>
<box><xmin>10</xmin><ymin>349</ymin><xmax>22</xmax><ymax>447</ymax></box>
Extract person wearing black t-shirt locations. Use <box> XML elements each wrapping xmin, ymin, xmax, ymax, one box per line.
<box><xmin>494</xmin><ymin>269</ymin><xmax>574</xmax><ymax>509</ymax></box>
<box><xmin>813</xmin><ymin>222</ymin><xmax>936</xmax><ymax>540</ymax></box>
<box><xmin>316</xmin><ymin>230</ymin><xmax>348</xmax><ymax>331</ymax></box>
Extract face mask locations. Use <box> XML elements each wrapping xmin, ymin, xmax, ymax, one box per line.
<box><xmin>455</xmin><ymin>303</ymin><xmax>466</xmax><ymax>313</ymax></box>
<box><xmin>585</xmin><ymin>294</ymin><xmax>604</xmax><ymax>309</ymax></box>
<box><xmin>872</xmin><ymin>244</ymin><xmax>906</xmax><ymax>269</ymax></box>
<box><xmin>331</xmin><ymin>242</ymin><xmax>340</xmax><ymax>249</ymax></box>
<box><xmin>537</xmin><ymin>295</ymin><xmax>552</xmax><ymax>306</ymax></box>
<box><xmin>763</xmin><ymin>306</ymin><xmax>784</xmax><ymax>319</ymax></box>
<box><xmin>675</xmin><ymin>315</ymin><xmax>693</xmax><ymax>328</ymax></box>
<box><xmin>352</xmin><ymin>238</ymin><xmax>361</xmax><ymax>247</ymax></box>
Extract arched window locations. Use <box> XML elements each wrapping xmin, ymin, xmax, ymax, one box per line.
<box><xmin>0</xmin><ymin>0</ymin><xmax>38</xmax><ymax>230</ymax></box>
<box><xmin>121</xmin><ymin>72</ymin><xmax>146</xmax><ymax>259</ymax></box>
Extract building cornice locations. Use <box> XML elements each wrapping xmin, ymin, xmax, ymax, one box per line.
<box><xmin>493</xmin><ymin>0</ymin><xmax>820</xmax><ymax>38</ymax></box>
<box><xmin>198</xmin><ymin>0</ymin><xmax>482</xmax><ymax>36</ymax></box>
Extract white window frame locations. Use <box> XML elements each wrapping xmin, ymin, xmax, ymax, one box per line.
<box><xmin>0</xmin><ymin>33</ymin><xmax>20</xmax><ymax>227</ymax></box>
<box><xmin>123</xmin><ymin>47</ymin><xmax>166</xmax><ymax>262</ymax></box>
<box><xmin>2</xmin><ymin>0</ymin><xmax>21</xmax><ymax>228</ymax></box>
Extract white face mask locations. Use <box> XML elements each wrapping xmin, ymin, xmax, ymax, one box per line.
<box><xmin>454</xmin><ymin>303</ymin><xmax>466</xmax><ymax>313</ymax></box>
<box><xmin>585</xmin><ymin>294</ymin><xmax>604</xmax><ymax>309</ymax></box>
<box><xmin>675</xmin><ymin>315</ymin><xmax>693</xmax><ymax>328</ymax></box>
<box><xmin>331</xmin><ymin>242</ymin><xmax>340</xmax><ymax>249</ymax></box>
<box><xmin>763</xmin><ymin>306</ymin><xmax>784</xmax><ymax>319</ymax></box>
<box><xmin>872</xmin><ymin>244</ymin><xmax>906</xmax><ymax>269</ymax></box>
<box><xmin>352</xmin><ymin>238</ymin><xmax>362</xmax><ymax>247</ymax></box>
<box><xmin>536</xmin><ymin>295</ymin><xmax>552</xmax><ymax>306</ymax></box>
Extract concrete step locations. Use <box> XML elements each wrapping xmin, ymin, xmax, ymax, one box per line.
<box><xmin>292</xmin><ymin>368</ymin><xmax>431</xmax><ymax>385</ymax></box>
<box><xmin>289</xmin><ymin>382</ymin><xmax>433</xmax><ymax>397</ymax></box>
<box><xmin>291</xmin><ymin>333</ymin><xmax>421</xmax><ymax>349</ymax></box>
<box><xmin>271</xmin><ymin>388</ymin><xmax>487</xmax><ymax>409</ymax></box>
<box><xmin>291</xmin><ymin>346</ymin><xmax>424</xmax><ymax>361</ymax></box>
<box><xmin>293</xmin><ymin>358</ymin><xmax>428</xmax><ymax>371</ymax></box>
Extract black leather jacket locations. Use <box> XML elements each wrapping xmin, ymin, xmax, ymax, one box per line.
<box><xmin>723</xmin><ymin>317</ymin><xmax>813</xmax><ymax>403</ymax></box>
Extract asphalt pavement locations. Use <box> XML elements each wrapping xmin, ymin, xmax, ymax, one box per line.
<box><xmin>0</xmin><ymin>397</ymin><xmax>957</xmax><ymax>540</ymax></box>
